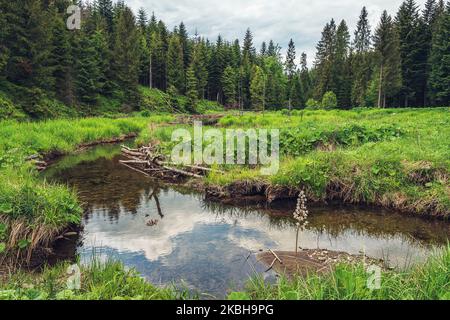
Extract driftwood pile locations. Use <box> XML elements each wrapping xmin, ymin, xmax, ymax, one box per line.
<box><xmin>120</xmin><ymin>144</ymin><xmax>222</xmax><ymax>180</ymax></box>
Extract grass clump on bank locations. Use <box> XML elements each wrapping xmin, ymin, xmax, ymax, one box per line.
<box><xmin>231</xmin><ymin>245</ymin><xmax>450</xmax><ymax>300</ymax></box>
<box><xmin>0</xmin><ymin>259</ymin><xmax>185</xmax><ymax>300</ymax></box>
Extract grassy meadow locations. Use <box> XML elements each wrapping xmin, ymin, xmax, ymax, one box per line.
<box><xmin>145</xmin><ymin>108</ymin><xmax>450</xmax><ymax>217</ymax></box>
<box><xmin>0</xmin><ymin>107</ymin><xmax>448</xmax><ymax>300</ymax></box>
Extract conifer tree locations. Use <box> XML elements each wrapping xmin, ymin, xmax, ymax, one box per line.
<box><xmin>179</xmin><ymin>22</ymin><xmax>191</xmax><ymax>69</ymax></box>
<box><xmin>50</xmin><ymin>10</ymin><xmax>75</xmax><ymax>105</ymax></box>
<box><xmin>250</xmin><ymin>65</ymin><xmax>265</xmax><ymax>111</ymax></box>
<box><xmin>351</xmin><ymin>7</ymin><xmax>372</xmax><ymax>107</ymax></box>
<box><xmin>428</xmin><ymin>2</ymin><xmax>450</xmax><ymax>105</ymax></box>
<box><xmin>315</xmin><ymin>19</ymin><xmax>337</xmax><ymax>99</ymax></box>
<box><xmin>0</xmin><ymin>1</ymin><xmax>9</xmax><ymax>77</ymax></box>
<box><xmin>264</xmin><ymin>56</ymin><xmax>286</xmax><ymax>110</ymax></box>
<box><xmin>290</xmin><ymin>74</ymin><xmax>304</xmax><ymax>108</ymax></box>
<box><xmin>373</xmin><ymin>10</ymin><xmax>402</xmax><ymax>107</ymax></box>
<box><xmin>191</xmin><ymin>40</ymin><xmax>209</xmax><ymax>99</ymax></box>
<box><xmin>112</xmin><ymin>6</ymin><xmax>140</xmax><ymax>105</ymax></box>
<box><xmin>396</xmin><ymin>0</ymin><xmax>426</xmax><ymax>106</ymax></box>
<box><xmin>334</xmin><ymin>20</ymin><xmax>351</xmax><ymax>108</ymax></box>
<box><xmin>299</xmin><ymin>52</ymin><xmax>311</xmax><ymax>102</ymax></box>
<box><xmin>222</xmin><ymin>66</ymin><xmax>237</xmax><ymax>106</ymax></box>
<box><xmin>185</xmin><ymin>64</ymin><xmax>198</xmax><ymax>112</ymax></box>
<box><xmin>167</xmin><ymin>35</ymin><xmax>185</xmax><ymax>93</ymax></box>
<box><xmin>243</xmin><ymin>28</ymin><xmax>256</xmax><ymax>63</ymax></box>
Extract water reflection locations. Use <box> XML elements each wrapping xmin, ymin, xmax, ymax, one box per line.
<box><xmin>43</xmin><ymin>144</ymin><xmax>450</xmax><ymax>297</ymax></box>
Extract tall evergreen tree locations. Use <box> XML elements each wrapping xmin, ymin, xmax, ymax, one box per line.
<box><xmin>0</xmin><ymin>1</ymin><xmax>9</xmax><ymax>76</ymax></box>
<box><xmin>50</xmin><ymin>10</ymin><xmax>75</xmax><ymax>105</ymax></box>
<box><xmin>373</xmin><ymin>10</ymin><xmax>402</xmax><ymax>107</ymax></box>
<box><xmin>334</xmin><ymin>20</ymin><xmax>352</xmax><ymax>108</ymax></box>
<box><xmin>178</xmin><ymin>22</ymin><xmax>191</xmax><ymax>69</ymax></box>
<box><xmin>4</xmin><ymin>0</ymin><xmax>54</xmax><ymax>90</ymax></box>
<box><xmin>167</xmin><ymin>34</ymin><xmax>185</xmax><ymax>93</ymax></box>
<box><xmin>191</xmin><ymin>40</ymin><xmax>209</xmax><ymax>99</ymax></box>
<box><xmin>396</xmin><ymin>0</ymin><xmax>427</xmax><ymax>106</ymax></box>
<box><xmin>314</xmin><ymin>19</ymin><xmax>337</xmax><ymax>99</ymax></box>
<box><xmin>98</xmin><ymin>0</ymin><xmax>114</xmax><ymax>33</ymax></box>
<box><xmin>264</xmin><ymin>56</ymin><xmax>286</xmax><ymax>109</ymax></box>
<box><xmin>428</xmin><ymin>2</ymin><xmax>450</xmax><ymax>105</ymax></box>
<box><xmin>222</xmin><ymin>66</ymin><xmax>237</xmax><ymax>106</ymax></box>
<box><xmin>250</xmin><ymin>65</ymin><xmax>265</xmax><ymax>111</ymax></box>
<box><xmin>185</xmin><ymin>64</ymin><xmax>198</xmax><ymax>112</ymax></box>
<box><xmin>112</xmin><ymin>6</ymin><xmax>140</xmax><ymax>105</ymax></box>
<box><xmin>243</xmin><ymin>28</ymin><xmax>256</xmax><ymax>63</ymax></box>
<box><xmin>352</xmin><ymin>7</ymin><xmax>372</xmax><ymax>107</ymax></box>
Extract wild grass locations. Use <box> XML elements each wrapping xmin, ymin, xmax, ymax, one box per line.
<box><xmin>0</xmin><ymin>258</ymin><xmax>186</xmax><ymax>300</ymax></box>
<box><xmin>1</xmin><ymin>246</ymin><xmax>447</xmax><ymax>300</ymax></box>
<box><xmin>234</xmin><ymin>244</ymin><xmax>450</xmax><ymax>300</ymax></box>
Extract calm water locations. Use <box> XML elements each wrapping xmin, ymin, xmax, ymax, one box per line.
<box><xmin>43</xmin><ymin>144</ymin><xmax>450</xmax><ymax>298</ymax></box>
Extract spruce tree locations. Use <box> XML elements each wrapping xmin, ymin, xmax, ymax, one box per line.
<box><xmin>208</xmin><ymin>36</ymin><xmax>226</xmax><ymax>102</ymax></box>
<box><xmin>373</xmin><ymin>11</ymin><xmax>402</xmax><ymax>107</ymax></box>
<box><xmin>179</xmin><ymin>22</ymin><xmax>191</xmax><ymax>69</ymax></box>
<box><xmin>428</xmin><ymin>2</ymin><xmax>450</xmax><ymax>105</ymax></box>
<box><xmin>285</xmin><ymin>39</ymin><xmax>297</xmax><ymax>78</ymax></box>
<box><xmin>264</xmin><ymin>56</ymin><xmax>286</xmax><ymax>110</ymax></box>
<box><xmin>250</xmin><ymin>65</ymin><xmax>265</xmax><ymax>111</ymax></box>
<box><xmin>243</xmin><ymin>28</ymin><xmax>256</xmax><ymax>63</ymax></box>
<box><xmin>74</xmin><ymin>29</ymin><xmax>101</xmax><ymax>105</ymax></box>
<box><xmin>334</xmin><ymin>20</ymin><xmax>351</xmax><ymax>108</ymax></box>
<box><xmin>290</xmin><ymin>74</ymin><xmax>304</xmax><ymax>108</ymax></box>
<box><xmin>167</xmin><ymin>35</ymin><xmax>185</xmax><ymax>93</ymax></box>
<box><xmin>260</xmin><ymin>42</ymin><xmax>267</xmax><ymax>56</ymax></box>
<box><xmin>137</xmin><ymin>8</ymin><xmax>148</xmax><ymax>32</ymax></box>
<box><xmin>50</xmin><ymin>10</ymin><xmax>75</xmax><ymax>105</ymax></box>
<box><xmin>299</xmin><ymin>52</ymin><xmax>312</xmax><ymax>102</ymax></box>
<box><xmin>314</xmin><ymin>19</ymin><xmax>337</xmax><ymax>99</ymax></box>
<box><xmin>185</xmin><ymin>64</ymin><xmax>198</xmax><ymax>112</ymax></box>
<box><xmin>351</xmin><ymin>7</ymin><xmax>372</xmax><ymax>107</ymax></box>
<box><xmin>191</xmin><ymin>40</ymin><xmax>209</xmax><ymax>99</ymax></box>
<box><xmin>222</xmin><ymin>66</ymin><xmax>237</xmax><ymax>106</ymax></box>
<box><xmin>4</xmin><ymin>0</ymin><xmax>54</xmax><ymax>91</ymax></box>
<box><xmin>0</xmin><ymin>1</ymin><xmax>9</xmax><ymax>77</ymax></box>
<box><xmin>396</xmin><ymin>0</ymin><xmax>426</xmax><ymax>106</ymax></box>
<box><xmin>98</xmin><ymin>0</ymin><xmax>114</xmax><ymax>33</ymax></box>
<box><xmin>112</xmin><ymin>6</ymin><xmax>140</xmax><ymax>105</ymax></box>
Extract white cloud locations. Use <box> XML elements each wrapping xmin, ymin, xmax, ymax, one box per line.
<box><xmin>125</xmin><ymin>0</ymin><xmax>427</xmax><ymax>65</ymax></box>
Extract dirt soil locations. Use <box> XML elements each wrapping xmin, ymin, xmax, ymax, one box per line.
<box><xmin>257</xmin><ymin>249</ymin><xmax>384</xmax><ymax>277</ymax></box>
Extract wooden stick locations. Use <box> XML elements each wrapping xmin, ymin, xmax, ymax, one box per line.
<box><xmin>269</xmin><ymin>249</ymin><xmax>282</xmax><ymax>264</ymax></box>
<box><xmin>265</xmin><ymin>258</ymin><xmax>277</xmax><ymax>272</ymax></box>
<box><xmin>160</xmin><ymin>164</ymin><xmax>203</xmax><ymax>178</ymax></box>
<box><xmin>120</xmin><ymin>160</ymin><xmax>150</xmax><ymax>165</ymax></box>
<box><xmin>120</xmin><ymin>162</ymin><xmax>150</xmax><ymax>177</ymax></box>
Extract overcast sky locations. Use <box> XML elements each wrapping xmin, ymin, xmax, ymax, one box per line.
<box><xmin>125</xmin><ymin>0</ymin><xmax>427</xmax><ymax>65</ymax></box>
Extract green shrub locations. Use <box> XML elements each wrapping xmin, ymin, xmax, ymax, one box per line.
<box><xmin>321</xmin><ymin>91</ymin><xmax>338</xmax><ymax>109</ymax></box>
<box><xmin>306</xmin><ymin>98</ymin><xmax>321</xmax><ymax>110</ymax></box>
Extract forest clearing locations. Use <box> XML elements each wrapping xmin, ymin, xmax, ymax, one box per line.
<box><xmin>0</xmin><ymin>0</ymin><xmax>449</xmax><ymax>304</ymax></box>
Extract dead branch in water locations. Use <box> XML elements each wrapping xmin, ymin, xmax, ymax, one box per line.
<box><xmin>120</xmin><ymin>144</ymin><xmax>216</xmax><ymax>180</ymax></box>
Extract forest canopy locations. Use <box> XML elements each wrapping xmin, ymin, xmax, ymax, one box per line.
<box><xmin>0</xmin><ymin>0</ymin><xmax>449</xmax><ymax>119</ymax></box>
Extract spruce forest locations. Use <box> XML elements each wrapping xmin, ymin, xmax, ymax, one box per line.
<box><xmin>1</xmin><ymin>0</ymin><xmax>449</xmax><ymax>119</ymax></box>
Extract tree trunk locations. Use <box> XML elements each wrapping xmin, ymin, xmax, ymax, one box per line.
<box><xmin>377</xmin><ymin>64</ymin><xmax>383</xmax><ymax>108</ymax></box>
<box><xmin>149</xmin><ymin>55</ymin><xmax>153</xmax><ymax>88</ymax></box>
